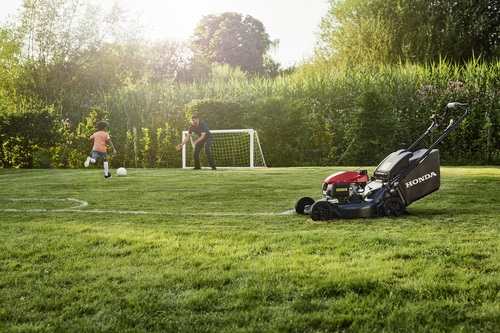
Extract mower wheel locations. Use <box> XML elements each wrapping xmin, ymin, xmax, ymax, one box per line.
<box><xmin>295</xmin><ymin>197</ymin><xmax>315</xmax><ymax>214</ymax></box>
<box><xmin>383</xmin><ymin>197</ymin><xmax>405</xmax><ymax>217</ymax></box>
<box><xmin>310</xmin><ymin>201</ymin><xmax>334</xmax><ymax>221</ymax></box>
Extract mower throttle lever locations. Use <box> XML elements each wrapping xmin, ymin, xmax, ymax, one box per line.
<box><xmin>445</xmin><ymin>119</ymin><xmax>454</xmax><ymax>131</ymax></box>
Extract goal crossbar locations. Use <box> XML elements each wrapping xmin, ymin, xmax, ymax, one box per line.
<box><xmin>181</xmin><ymin>129</ymin><xmax>266</xmax><ymax>169</ymax></box>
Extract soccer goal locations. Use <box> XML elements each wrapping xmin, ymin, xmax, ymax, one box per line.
<box><xmin>181</xmin><ymin>129</ymin><xmax>266</xmax><ymax>168</ymax></box>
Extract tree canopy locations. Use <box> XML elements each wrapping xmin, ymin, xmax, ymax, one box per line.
<box><xmin>190</xmin><ymin>12</ymin><xmax>277</xmax><ymax>75</ymax></box>
<box><xmin>318</xmin><ymin>0</ymin><xmax>500</xmax><ymax>64</ymax></box>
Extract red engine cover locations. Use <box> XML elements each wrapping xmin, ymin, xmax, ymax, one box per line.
<box><xmin>324</xmin><ymin>171</ymin><xmax>369</xmax><ymax>184</ymax></box>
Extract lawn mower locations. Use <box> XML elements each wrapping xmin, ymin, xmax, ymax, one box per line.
<box><xmin>295</xmin><ymin>102</ymin><xmax>471</xmax><ymax>221</ymax></box>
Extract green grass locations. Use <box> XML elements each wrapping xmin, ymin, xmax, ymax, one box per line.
<box><xmin>0</xmin><ymin>167</ymin><xmax>499</xmax><ymax>333</ymax></box>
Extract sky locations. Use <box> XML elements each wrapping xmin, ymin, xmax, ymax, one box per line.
<box><xmin>0</xmin><ymin>0</ymin><xmax>329</xmax><ymax>67</ymax></box>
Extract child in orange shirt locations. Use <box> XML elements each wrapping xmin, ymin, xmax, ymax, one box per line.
<box><xmin>84</xmin><ymin>121</ymin><xmax>116</xmax><ymax>178</ymax></box>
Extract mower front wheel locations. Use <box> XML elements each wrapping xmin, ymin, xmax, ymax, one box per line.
<box><xmin>383</xmin><ymin>197</ymin><xmax>405</xmax><ymax>217</ymax></box>
<box><xmin>295</xmin><ymin>197</ymin><xmax>315</xmax><ymax>214</ymax></box>
<box><xmin>310</xmin><ymin>201</ymin><xmax>334</xmax><ymax>221</ymax></box>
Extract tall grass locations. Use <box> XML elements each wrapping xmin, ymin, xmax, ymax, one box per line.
<box><xmin>101</xmin><ymin>59</ymin><xmax>499</xmax><ymax>167</ymax></box>
<box><xmin>4</xmin><ymin>59</ymin><xmax>497</xmax><ymax>168</ymax></box>
<box><xmin>0</xmin><ymin>167</ymin><xmax>499</xmax><ymax>332</ymax></box>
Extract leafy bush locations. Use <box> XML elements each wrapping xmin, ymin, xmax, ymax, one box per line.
<box><xmin>0</xmin><ymin>108</ymin><xmax>62</xmax><ymax>168</ymax></box>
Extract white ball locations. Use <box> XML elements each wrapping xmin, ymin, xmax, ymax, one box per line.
<box><xmin>117</xmin><ymin>167</ymin><xmax>127</xmax><ymax>177</ymax></box>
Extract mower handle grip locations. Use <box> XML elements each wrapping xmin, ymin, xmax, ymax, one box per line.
<box><xmin>447</xmin><ymin>102</ymin><xmax>468</xmax><ymax>109</ymax></box>
<box><xmin>445</xmin><ymin>102</ymin><xmax>471</xmax><ymax>118</ymax></box>
<box><xmin>441</xmin><ymin>102</ymin><xmax>470</xmax><ymax>119</ymax></box>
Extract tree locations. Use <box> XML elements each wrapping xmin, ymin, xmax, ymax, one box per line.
<box><xmin>0</xmin><ymin>26</ymin><xmax>24</xmax><ymax>113</ymax></box>
<box><xmin>318</xmin><ymin>0</ymin><xmax>500</xmax><ymax>64</ymax></box>
<box><xmin>190</xmin><ymin>12</ymin><xmax>276</xmax><ymax>75</ymax></box>
<box><xmin>10</xmin><ymin>0</ymin><xmax>146</xmax><ymax>119</ymax></box>
<box><xmin>144</xmin><ymin>40</ymin><xmax>192</xmax><ymax>83</ymax></box>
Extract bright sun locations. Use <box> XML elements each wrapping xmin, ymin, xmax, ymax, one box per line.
<box><xmin>126</xmin><ymin>0</ymin><xmax>228</xmax><ymax>42</ymax></box>
<box><xmin>2</xmin><ymin>0</ymin><xmax>328</xmax><ymax>66</ymax></box>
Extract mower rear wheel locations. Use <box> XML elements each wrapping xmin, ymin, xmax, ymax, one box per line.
<box><xmin>310</xmin><ymin>201</ymin><xmax>334</xmax><ymax>221</ymax></box>
<box><xmin>295</xmin><ymin>197</ymin><xmax>315</xmax><ymax>214</ymax></box>
<box><xmin>383</xmin><ymin>197</ymin><xmax>405</xmax><ymax>217</ymax></box>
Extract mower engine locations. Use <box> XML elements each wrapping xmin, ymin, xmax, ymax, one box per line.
<box><xmin>322</xmin><ymin>170</ymin><xmax>369</xmax><ymax>203</ymax></box>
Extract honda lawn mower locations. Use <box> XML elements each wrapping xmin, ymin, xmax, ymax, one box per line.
<box><xmin>295</xmin><ymin>102</ymin><xmax>471</xmax><ymax>221</ymax></box>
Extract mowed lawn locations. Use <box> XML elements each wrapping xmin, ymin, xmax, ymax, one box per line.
<box><xmin>0</xmin><ymin>167</ymin><xmax>499</xmax><ymax>333</ymax></box>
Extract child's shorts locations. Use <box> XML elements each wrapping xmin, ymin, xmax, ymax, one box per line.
<box><xmin>92</xmin><ymin>151</ymin><xmax>108</xmax><ymax>161</ymax></box>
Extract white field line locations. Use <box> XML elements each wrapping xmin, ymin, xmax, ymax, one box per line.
<box><xmin>2</xmin><ymin>198</ymin><xmax>295</xmax><ymax>216</ymax></box>
<box><xmin>9</xmin><ymin>198</ymin><xmax>89</xmax><ymax>209</ymax></box>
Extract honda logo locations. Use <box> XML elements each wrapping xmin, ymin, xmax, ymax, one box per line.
<box><xmin>405</xmin><ymin>172</ymin><xmax>438</xmax><ymax>188</ymax></box>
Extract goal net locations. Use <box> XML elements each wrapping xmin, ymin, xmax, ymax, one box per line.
<box><xmin>181</xmin><ymin>129</ymin><xmax>266</xmax><ymax>168</ymax></box>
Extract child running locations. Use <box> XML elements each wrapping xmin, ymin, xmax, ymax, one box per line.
<box><xmin>84</xmin><ymin>121</ymin><xmax>116</xmax><ymax>178</ymax></box>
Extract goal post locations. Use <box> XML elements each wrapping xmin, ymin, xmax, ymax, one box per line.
<box><xmin>181</xmin><ymin>129</ymin><xmax>266</xmax><ymax>168</ymax></box>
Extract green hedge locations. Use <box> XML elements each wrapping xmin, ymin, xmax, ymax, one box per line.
<box><xmin>1</xmin><ymin>61</ymin><xmax>499</xmax><ymax>168</ymax></box>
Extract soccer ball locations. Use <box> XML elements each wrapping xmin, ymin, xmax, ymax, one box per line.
<box><xmin>117</xmin><ymin>167</ymin><xmax>127</xmax><ymax>177</ymax></box>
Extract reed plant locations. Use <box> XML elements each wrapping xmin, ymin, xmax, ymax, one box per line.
<box><xmin>4</xmin><ymin>59</ymin><xmax>497</xmax><ymax>168</ymax></box>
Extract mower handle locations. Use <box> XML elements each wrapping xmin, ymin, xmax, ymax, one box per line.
<box><xmin>443</xmin><ymin>102</ymin><xmax>471</xmax><ymax>120</ymax></box>
<box><xmin>443</xmin><ymin>102</ymin><xmax>470</xmax><ymax>130</ymax></box>
<box><xmin>445</xmin><ymin>102</ymin><xmax>471</xmax><ymax>126</ymax></box>
<box><xmin>435</xmin><ymin>102</ymin><xmax>469</xmax><ymax>122</ymax></box>
<box><xmin>424</xmin><ymin>102</ymin><xmax>470</xmax><ymax>134</ymax></box>
<box><xmin>394</xmin><ymin>102</ymin><xmax>471</xmax><ymax>185</ymax></box>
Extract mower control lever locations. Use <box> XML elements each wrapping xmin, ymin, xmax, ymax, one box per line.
<box><xmin>445</xmin><ymin>119</ymin><xmax>454</xmax><ymax>131</ymax></box>
<box><xmin>429</xmin><ymin>114</ymin><xmax>445</xmax><ymax>132</ymax></box>
<box><xmin>431</xmin><ymin>102</ymin><xmax>468</xmax><ymax>132</ymax></box>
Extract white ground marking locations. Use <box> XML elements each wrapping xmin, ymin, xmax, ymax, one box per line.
<box><xmin>2</xmin><ymin>197</ymin><xmax>295</xmax><ymax>216</ymax></box>
<box><xmin>8</xmin><ymin>198</ymin><xmax>89</xmax><ymax>209</ymax></box>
